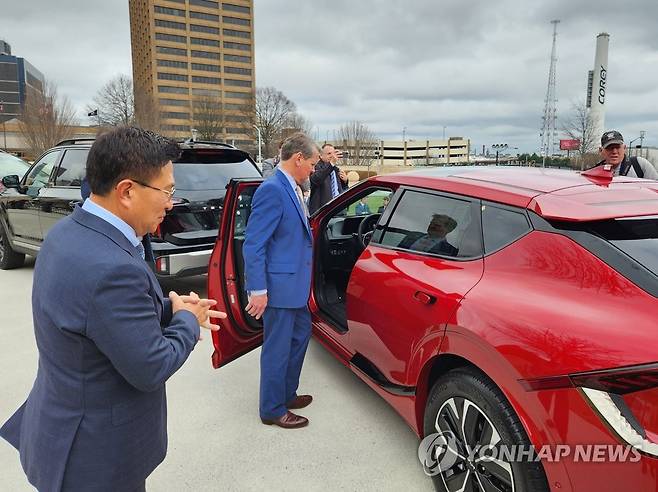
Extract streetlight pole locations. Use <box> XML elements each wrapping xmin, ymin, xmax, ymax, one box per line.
<box><xmin>252</xmin><ymin>124</ymin><xmax>262</xmax><ymax>163</ymax></box>
<box><xmin>492</xmin><ymin>143</ymin><xmax>508</xmax><ymax>165</ymax></box>
<box><xmin>0</xmin><ymin>100</ymin><xmax>6</xmax><ymax>151</ymax></box>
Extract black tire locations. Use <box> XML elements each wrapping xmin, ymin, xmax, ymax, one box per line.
<box><xmin>0</xmin><ymin>224</ymin><xmax>25</xmax><ymax>270</ymax></box>
<box><xmin>422</xmin><ymin>367</ymin><xmax>549</xmax><ymax>492</ymax></box>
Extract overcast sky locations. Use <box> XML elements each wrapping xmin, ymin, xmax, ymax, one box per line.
<box><xmin>2</xmin><ymin>0</ymin><xmax>657</xmax><ymax>153</ymax></box>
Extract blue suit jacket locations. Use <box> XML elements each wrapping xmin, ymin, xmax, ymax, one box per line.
<box><xmin>0</xmin><ymin>206</ymin><xmax>200</xmax><ymax>491</ymax></box>
<box><xmin>243</xmin><ymin>170</ymin><xmax>313</xmax><ymax>308</ymax></box>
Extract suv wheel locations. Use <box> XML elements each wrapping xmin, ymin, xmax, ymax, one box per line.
<box><xmin>423</xmin><ymin>368</ymin><xmax>549</xmax><ymax>492</ymax></box>
<box><xmin>0</xmin><ymin>224</ymin><xmax>25</xmax><ymax>270</ymax></box>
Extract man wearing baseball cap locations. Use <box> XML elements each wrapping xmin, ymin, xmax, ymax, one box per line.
<box><xmin>598</xmin><ymin>130</ymin><xmax>658</xmax><ymax>179</ymax></box>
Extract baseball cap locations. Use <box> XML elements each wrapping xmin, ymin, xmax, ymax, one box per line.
<box><xmin>601</xmin><ymin>130</ymin><xmax>624</xmax><ymax>148</ymax></box>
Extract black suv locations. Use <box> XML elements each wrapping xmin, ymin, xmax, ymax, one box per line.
<box><xmin>0</xmin><ymin>137</ymin><xmax>262</xmax><ymax>277</ymax></box>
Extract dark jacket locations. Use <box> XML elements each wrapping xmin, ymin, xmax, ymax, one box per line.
<box><xmin>0</xmin><ymin>206</ymin><xmax>199</xmax><ymax>491</ymax></box>
<box><xmin>308</xmin><ymin>160</ymin><xmax>348</xmax><ymax>215</ymax></box>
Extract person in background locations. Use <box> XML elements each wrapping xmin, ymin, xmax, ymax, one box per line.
<box><xmin>377</xmin><ymin>195</ymin><xmax>390</xmax><ymax>213</ymax></box>
<box><xmin>355</xmin><ymin>197</ymin><xmax>371</xmax><ymax>215</ymax></box>
<box><xmin>597</xmin><ymin>130</ymin><xmax>658</xmax><ymax>179</ymax></box>
<box><xmin>308</xmin><ymin>144</ymin><xmax>348</xmax><ymax>214</ymax></box>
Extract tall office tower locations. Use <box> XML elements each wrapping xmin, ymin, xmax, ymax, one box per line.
<box><xmin>0</xmin><ymin>39</ymin><xmax>45</xmax><ymax>123</ymax></box>
<box><xmin>129</xmin><ymin>0</ymin><xmax>255</xmax><ymax>145</ymax></box>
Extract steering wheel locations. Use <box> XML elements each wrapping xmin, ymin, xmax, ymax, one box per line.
<box><xmin>357</xmin><ymin>213</ymin><xmax>381</xmax><ymax>249</ymax></box>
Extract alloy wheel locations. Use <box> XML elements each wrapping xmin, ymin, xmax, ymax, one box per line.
<box><xmin>434</xmin><ymin>396</ymin><xmax>515</xmax><ymax>492</ymax></box>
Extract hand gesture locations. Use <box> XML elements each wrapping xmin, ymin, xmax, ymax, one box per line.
<box><xmin>170</xmin><ymin>291</ymin><xmax>226</xmax><ymax>332</ymax></box>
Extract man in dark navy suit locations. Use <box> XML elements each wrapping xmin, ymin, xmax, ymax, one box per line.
<box><xmin>243</xmin><ymin>133</ymin><xmax>319</xmax><ymax>429</ymax></box>
<box><xmin>0</xmin><ymin>126</ymin><xmax>224</xmax><ymax>491</ymax></box>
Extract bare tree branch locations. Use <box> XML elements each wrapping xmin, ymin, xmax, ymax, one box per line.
<box><xmin>192</xmin><ymin>95</ymin><xmax>224</xmax><ymax>141</ymax></box>
<box><xmin>133</xmin><ymin>85</ymin><xmax>162</xmax><ymax>133</ymax></box>
<box><xmin>561</xmin><ymin>99</ymin><xmax>599</xmax><ymax>170</ymax></box>
<box><xmin>337</xmin><ymin>121</ymin><xmax>378</xmax><ymax>167</ymax></box>
<box><xmin>18</xmin><ymin>81</ymin><xmax>77</xmax><ymax>157</ymax></box>
<box><xmin>86</xmin><ymin>74</ymin><xmax>134</xmax><ymax>126</ymax></box>
<box><xmin>255</xmin><ymin>87</ymin><xmax>297</xmax><ymax>157</ymax></box>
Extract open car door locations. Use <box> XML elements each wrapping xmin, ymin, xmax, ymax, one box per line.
<box><xmin>208</xmin><ymin>178</ymin><xmax>264</xmax><ymax>368</ymax></box>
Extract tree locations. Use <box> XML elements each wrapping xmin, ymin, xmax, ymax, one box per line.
<box><xmin>192</xmin><ymin>95</ymin><xmax>223</xmax><ymax>141</ymax></box>
<box><xmin>87</xmin><ymin>74</ymin><xmax>134</xmax><ymax>126</ymax></box>
<box><xmin>133</xmin><ymin>85</ymin><xmax>162</xmax><ymax>133</ymax></box>
<box><xmin>285</xmin><ymin>112</ymin><xmax>313</xmax><ymax>136</ymax></box>
<box><xmin>336</xmin><ymin>121</ymin><xmax>378</xmax><ymax>168</ymax></box>
<box><xmin>562</xmin><ymin>100</ymin><xmax>599</xmax><ymax>170</ymax></box>
<box><xmin>18</xmin><ymin>81</ymin><xmax>77</xmax><ymax>157</ymax></box>
<box><xmin>255</xmin><ymin>87</ymin><xmax>297</xmax><ymax>158</ymax></box>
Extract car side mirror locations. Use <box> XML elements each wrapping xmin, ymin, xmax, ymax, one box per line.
<box><xmin>1</xmin><ymin>175</ymin><xmax>20</xmax><ymax>189</ymax></box>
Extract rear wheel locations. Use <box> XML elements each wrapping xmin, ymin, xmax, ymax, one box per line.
<box><xmin>422</xmin><ymin>368</ymin><xmax>549</xmax><ymax>492</ymax></box>
<box><xmin>0</xmin><ymin>225</ymin><xmax>25</xmax><ymax>270</ymax></box>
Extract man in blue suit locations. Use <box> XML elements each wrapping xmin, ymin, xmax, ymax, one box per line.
<box><xmin>243</xmin><ymin>133</ymin><xmax>319</xmax><ymax>429</ymax></box>
<box><xmin>0</xmin><ymin>127</ymin><xmax>224</xmax><ymax>491</ymax></box>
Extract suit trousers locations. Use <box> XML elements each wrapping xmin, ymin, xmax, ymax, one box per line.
<box><xmin>259</xmin><ymin>306</ymin><xmax>311</xmax><ymax>419</ymax></box>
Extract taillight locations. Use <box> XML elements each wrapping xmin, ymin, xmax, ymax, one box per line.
<box><xmin>155</xmin><ymin>256</ymin><xmax>169</xmax><ymax>275</ymax></box>
<box><xmin>521</xmin><ymin>363</ymin><xmax>658</xmax><ymax>457</ymax></box>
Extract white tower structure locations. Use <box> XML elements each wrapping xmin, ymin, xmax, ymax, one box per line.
<box><xmin>586</xmin><ymin>33</ymin><xmax>610</xmax><ymax>143</ymax></box>
<box><xmin>540</xmin><ymin>20</ymin><xmax>560</xmax><ymax>166</ymax></box>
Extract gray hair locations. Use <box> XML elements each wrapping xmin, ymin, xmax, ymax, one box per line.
<box><xmin>280</xmin><ymin>133</ymin><xmax>318</xmax><ymax>161</ymax></box>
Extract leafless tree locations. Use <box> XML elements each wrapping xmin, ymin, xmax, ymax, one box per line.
<box><xmin>133</xmin><ymin>86</ymin><xmax>162</xmax><ymax>133</ymax></box>
<box><xmin>191</xmin><ymin>95</ymin><xmax>224</xmax><ymax>141</ymax></box>
<box><xmin>562</xmin><ymin>100</ymin><xmax>599</xmax><ymax>170</ymax></box>
<box><xmin>255</xmin><ymin>87</ymin><xmax>297</xmax><ymax>157</ymax></box>
<box><xmin>86</xmin><ymin>74</ymin><xmax>134</xmax><ymax>126</ymax></box>
<box><xmin>18</xmin><ymin>81</ymin><xmax>77</xmax><ymax>157</ymax></box>
<box><xmin>336</xmin><ymin>120</ymin><xmax>378</xmax><ymax>167</ymax></box>
<box><xmin>285</xmin><ymin>112</ymin><xmax>313</xmax><ymax>136</ymax></box>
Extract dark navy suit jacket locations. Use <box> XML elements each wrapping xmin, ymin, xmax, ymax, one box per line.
<box><xmin>0</xmin><ymin>206</ymin><xmax>200</xmax><ymax>491</ymax></box>
<box><xmin>243</xmin><ymin>169</ymin><xmax>313</xmax><ymax>308</ymax></box>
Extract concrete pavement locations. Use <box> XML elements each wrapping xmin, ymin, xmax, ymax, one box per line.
<box><xmin>0</xmin><ymin>265</ymin><xmax>433</xmax><ymax>491</ymax></box>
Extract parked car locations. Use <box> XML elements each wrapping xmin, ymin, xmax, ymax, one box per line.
<box><xmin>0</xmin><ymin>138</ymin><xmax>261</xmax><ymax>275</ymax></box>
<box><xmin>0</xmin><ymin>150</ymin><xmax>30</xmax><ymax>193</ymax></box>
<box><xmin>208</xmin><ymin>166</ymin><xmax>658</xmax><ymax>491</ymax></box>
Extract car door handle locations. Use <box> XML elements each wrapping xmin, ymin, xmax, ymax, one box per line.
<box><xmin>414</xmin><ymin>291</ymin><xmax>436</xmax><ymax>305</ymax></box>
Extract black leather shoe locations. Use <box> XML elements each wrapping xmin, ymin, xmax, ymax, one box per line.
<box><xmin>286</xmin><ymin>394</ymin><xmax>313</xmax><ymax>410</ymax></box>
<box><xmin>261</xmin><ymin>411</ymin><xmax>309</xmax><ymax>429</ymax></box>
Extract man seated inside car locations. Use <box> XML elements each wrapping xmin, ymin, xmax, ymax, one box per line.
<box><xmin>403</xmin><ymin>213</ymin><xmax>458</xmax><ymax>256</ymax></box>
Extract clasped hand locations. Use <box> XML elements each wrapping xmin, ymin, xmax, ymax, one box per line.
<box><xmin>169</xmin><ymin>291</ymin><xmax>226</xmax><ymax>333</ymax></box>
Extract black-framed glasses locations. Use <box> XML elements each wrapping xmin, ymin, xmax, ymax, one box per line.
<box><xmin>132</xmin><ymin>179</ymin><xmax>176</xmax><ymax>199</ymax></box>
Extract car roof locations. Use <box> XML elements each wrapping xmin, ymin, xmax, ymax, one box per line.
<box><xmin>371</xmin><ymin>166</ymin><xmax>658</xmax><ymax>221</ymax></box>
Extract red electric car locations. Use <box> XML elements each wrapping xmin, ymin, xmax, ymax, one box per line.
<box><xmin>207</xmin><ymin>166</ymin><xmax>658</xmax><ymax>491</ymax></box>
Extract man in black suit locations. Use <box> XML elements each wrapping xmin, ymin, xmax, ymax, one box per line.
<box><xmin>308</xmin><ymin>144</ymin><xmax>348</xmax><ymax>215</ymax></box>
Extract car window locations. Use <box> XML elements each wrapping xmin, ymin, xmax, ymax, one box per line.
<box><xmin>379</xmin><ymin>189</ymin><xmax>481</xmax><ymax>258</ymax></box>
<box><xmin>174</xmin><ymin>161</ymin><xmax>260</xmax><ymax>192</ymax></box>
<box><xmin>482</xmin><ymin>203</ymin><xmax>531</xmax><ymax>254</ymax></box>
<box><xmin>0</xmin><ymin>152</ymin><xmax>30</xmax><ymax>178</ymax></box>
<box><xmin>332</xmin><ymin>189</ymin><xmax>392</xmax><ymax>218</ymax></box>
<box><xmin>25</xmin><ymin>150</ymin><xmax>62</xmax><ymax>190</ymax></box>
<box><xmin>54</xmin><ymin>148</ymin><xmax>89</xmax><ymax>187</ymax></box>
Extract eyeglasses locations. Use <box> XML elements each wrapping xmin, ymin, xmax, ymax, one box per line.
<box><xmin>132</xmin><ymin>179</ymin><xmax>176</xmax><ymax>199</ymax></box>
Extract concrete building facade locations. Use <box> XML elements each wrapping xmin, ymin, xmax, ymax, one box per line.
<box><xmin>0</xmin><ymin>40</ymin><xmax>45</xmax><ymax>124</ymax></box>
<box><xmin>128</xmin><ymin>0</ymin><xmax>255</xmax><ymax>145</ymax></box>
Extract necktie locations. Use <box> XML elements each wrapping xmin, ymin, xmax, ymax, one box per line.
<box><xmin>136</xmin><ymin>242</ymin><xmax>145</xmax><ymax>260</ymax></box>
<box><xmin>295</xmin><ymin>185</ymin><xmax>309</xmax><ymax>218</ymax></box>
<box><xmin>330</xmin><ymin>170</ymin><xmax>339</xmax><ymax>198</ymax></box>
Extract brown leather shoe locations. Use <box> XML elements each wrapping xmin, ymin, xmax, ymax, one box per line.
<box><xmin>261</xmin><ymin>411</ymin><xmax>309</xmax><ymax>429</ymax></box>
<box><xmin>286</xmin><ymin>394</ymin><xmax>313</xmax><ymax>410</ymax></box>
